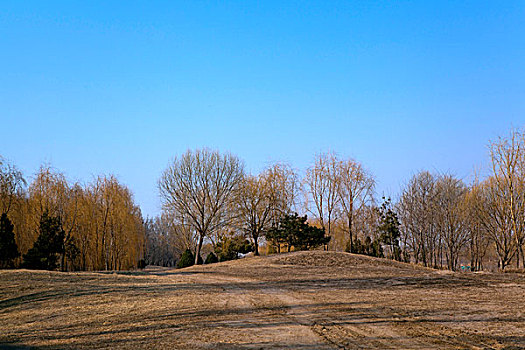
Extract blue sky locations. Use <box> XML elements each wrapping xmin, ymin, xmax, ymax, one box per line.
<box><xmin>1</xmin><ymin>1</ymin><xmax>524</xmax><ymax>217</ymax></box>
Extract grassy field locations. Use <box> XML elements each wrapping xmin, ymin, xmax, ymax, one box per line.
<box><xmin>1</xmin><ymin>251</ymin><xmax>525</xmax><ymax>349</ymax></box>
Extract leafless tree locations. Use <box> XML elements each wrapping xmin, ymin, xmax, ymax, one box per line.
<box><xmin>159</xmin><ymin>149</ymin><xmax>245</xmax><ymax>264</ymax></box>
<box><xmin>477</xmin><ymin>176</ymin><xmax>517</xmax><ymax>270</ymax></box>
<box><xmin>237</xmin><ymin>163</ymin><xmax>300</xmax><ymax>255</ymax></box>
<box><xmin>463</xmin><ymin>182</ymin><xmax>491</xmax><ymax>271</ymax></box>
<box><xmin>145</xmin><ymin>213</ymin><xmax>192</xmax><ymax>267</ymax></box>
<box><xmin>336</xmin><ymin>158</ymin><xmax>375</xmax><ymax>252</ymax></box>
<box><xmin>398</xmin><ymin>171</ymin><xmax>439</xmax><ymax>267</ymax></box>
<box><xmin>489</xmin><ymin>129</ymin><xmax>525</xmax><ymax>268</ymax></box>
<box><xmin>265</xmin><ymin>162</ymin><xmax>300</xmax><ymax>224</ymax></box>
<box><xmin>0</xmin><ymin>156</ymin><xmax>26</xmax><ymax>216</ymax></box>
<box><xmin>238</xmin><ymin>174</ymin><xmax>272</xmax><ymax>256</ymax></box>
<box><xmin>304</xmin><ymin>152</ymin><xmax>340</xmax><ymax>249</ymax></box>
<box><xmin>434</xmin><ymin>174</ymin><xmax>468</xmax><ymax>271</ymax></box>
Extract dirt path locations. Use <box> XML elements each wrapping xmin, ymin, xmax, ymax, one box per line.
<box><xmin>195</xmin><ymin>273</ymin><xmax>337</xmax><ymax>349</ymax></box>
<box><xmin>187</xmin><ymin>268</ymin><xmax>433</xmax><ymax>349</ymax></box>
<box><xmin>1</xmin><ymin>251</ymin><xmax>525</xmax><ymax>349</ymax></box>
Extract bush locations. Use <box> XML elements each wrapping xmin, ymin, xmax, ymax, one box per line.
<box><xmin>176</xmin><ymin>249</ymin><xmax>194</xmax><ymax>269</ymax></box>
<box><xmin>137</xmin><ymin>259</ymin><xmax>147</xmax><ymax>269</ymax></box>
<box><xmin>205</xmin><ymin>252</ymin><xmax>218</xmax><ymax>264</ymax></box>
<box><xmin>348</xmin><ymin>236</ymin><xmax>383</xmax><ymax>258</ymax></box>
<box><xmin>215</xmin><ymin>235</ymin><xmax>253</xmax><ymax>262</ymax></box>
<box><xmin>266</xmin><ymin>244</ymin><xmax>278</xmax><ymax>255</ymax></box>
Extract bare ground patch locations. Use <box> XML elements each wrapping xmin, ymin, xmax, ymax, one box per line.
<box><xmin>1</xmin><ymin>251</ymin><xmax>525</xmax><ymax>349</ymax></box>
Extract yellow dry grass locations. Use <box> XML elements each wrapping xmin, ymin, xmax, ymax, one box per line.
<box><xmin>1</xmin><ymin>251</ymin><xmax>525</xmax><ymax>349</ymax></box>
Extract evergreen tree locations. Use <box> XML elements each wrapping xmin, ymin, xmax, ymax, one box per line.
<box><xmin>377</xmin><ymin>197</ymin><xmax>401</xmax><ymax>261</ymax></box>
<box><xmin>176</xmin><ymin>248</ymin><xmax>195</xmax><ymax>268</ymax></box>
<box><xmin>371</xmin><ymin>237</ymin><xmax>384</xmax><ymax>258</ymax></box>
<box><xmin>22</xmin><ymin>211</ymin><xmax>65</xmax><ymax>270</ymax></box>
<box><xmin>205</xmin><ymin>252</ymin><xmax>219</xmax><ymax>264</ymax></box>
<box><xmin>267</xmin><ymin>213</ymin><xmax>330</xmax><ymax>252</ymax></box>
<box><xmin>352</xmin><ymin>235</ymin><xmax>383</xmax><ymax>258</ymax></box>
<box><xmin>294</xmin><ymin>222</ymin><xmax>329</xmax><ymax>251</ymax></box>
<box><xmin>0</xmin><ymin>213</ymin><xmax>19</xmax><ymax>268</ymax></box>
<box><xmin>266</xmin><ymin>223</ymin><xmax>288</xmax><ymax>253</ymax></box>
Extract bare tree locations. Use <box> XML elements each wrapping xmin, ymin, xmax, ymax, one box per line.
<box><xmin>27</xmin><ymin>166</ymin><xmax>79</xmax><ymax>270</ymax></box>
<box><xmin>304</xmin><ymin>152</ymin><xmax>340</xmax><ymax>249</ymax></box>
<box><xmin>145</xmin><ymin>213</ymin><xmax>192</xmax><ymax>267</ymax></box>
<box><xmin>159</xmin><ymin>149</ymin><xmax>244</xmax><ymax>264</ymax></box>
<box><xmin>238</xmin><ymin>163</ymin><xmax>300</xmax><ymax>255</ymax></box>
<box><xmin>489</xmin><ymin>129</ymin><xmax>525</xmax><ymax>268</ymax></box>
<box><xmin>265</xmin><ymin>162</ymin><xmax>300</xmax><ymax>225</ymax></box>
<box><xmin>478</xmin><ymin>176</ymin><xmax>517</xmax><ymax>270</ymax></box>
<box><xmin>83</xmin><ymin>175</ymin><xmax>144</xmax><ymax>271</ymax></box>
<box><xmin>238</xmin><ymin>173</ymin><xmax>272</xmax><ymax>256</ymax></box>
<box><xmin>463</xmin><ymin>182</ymin><xmax>491</xmax><ymax>271</ymax></box>
<box><xmin>0</xmin><ymin>156</ymin><xmax>26</xmax><ymax>216</ymax></box>
<box><xmin>336</xmin><ymin>158</ymin><xmax>375</xmax><ymax>253</ymax></box>
<box><xmin>434</xmin><ymin>175</ymin><xmax>468</xmax><ymax>271</ymax></box>
<box><xmin>398</xmin><ymin>171</ymin><xmax>439</xmax><ymax>267</ymax></box>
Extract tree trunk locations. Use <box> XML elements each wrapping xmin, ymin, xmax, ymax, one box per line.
<box><xmin>518</xmin><ymin>244</ymin><xmax>525</xmax><ymax>269</ymax></box>
<box><xmin>516</xmin><ymin>243</ymin><xmax>520</xmax><ymax>269</ymax></box>
<box><xmin>254</xmin><ymin>236</ymin><xmax>259</xmax><ymax>256</ymax></box>
<box><xmin>61</xmin><ymin>253</ymin><xmax>66</xmax><ymax>272</ymax></box>
<box><xmin>470</xmin><ymin>238</ymin><xmax>475</xmax><ymax>272</ymax></box>
<box><xmin>195</xmin><ymin>234</ymin><xmax>204</xmax><ymax>265</ymax></box>
<box><xmin>348</xmin><ymin>216</ymin><xmax>353</xmax><ymax>253</ymax></box>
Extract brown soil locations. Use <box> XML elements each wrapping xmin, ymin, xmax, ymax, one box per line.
<box><xmin>1</xmin><ymin>251</ymin><xmax>525</xmax><ymax>349</ymax></box>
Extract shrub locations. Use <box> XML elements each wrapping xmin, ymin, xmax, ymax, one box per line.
<box><xmin>215</xmin><ymin>235</ymin><xmax>253</xmax><ymax>262</ymax></box>
<box><xmin>205</xmin><ymin>252</ymin><xmax>218</xmax><ymax>264</ymax></box>
<box><xmin>266</xmin><ymin>244</ymin><xmax>278</xmax><ymax>255</ymax></box>
<box><xmin>137</xmin><ymin>259</ymin><xmax>147</xmax><ymax>269</ymax></box>
<box><xmin>176</xmin><ymin>249</ymin><xmax>194</xmax><ymax>269</ymax></box>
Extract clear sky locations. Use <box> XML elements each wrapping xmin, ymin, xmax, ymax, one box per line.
<box><xmin>1</xmin><ymin>1</ymin><xmax>524</xmax><ymax>218</ymax></box>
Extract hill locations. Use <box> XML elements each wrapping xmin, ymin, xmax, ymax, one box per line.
<box><xmin>1</xmin><ymin>251</ymin><xmax>525</xmax><ymax>349</ymax></box>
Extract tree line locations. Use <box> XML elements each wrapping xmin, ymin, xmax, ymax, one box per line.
<box><xmin>0</xmin><ymin>163</ymin><xmax>144</xmax><ymax>270</ymax></box>
<box><xmin>398</xmin><ymin>129</ymin><xmax>525</xmax><ymax>271</ymax></box>
<box><xmin>152</xmin><ymin>147</ymin><xmax>397</xmax><ymax>267</ymax></box>
<box><xmin>152</xmin><ymin>128</ymin><xmax>525</xmax><ymax>272</ymax></box>
<box><xmin>2</xmin><ymin>128</ymin><xmax>525</xmax><ymax>272</ymax></box>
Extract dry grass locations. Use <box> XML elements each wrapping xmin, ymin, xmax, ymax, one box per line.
<box><xmin>1</xmin><ymin>251</ymin><xmax>525</xmax><ymax>349</ymax></box>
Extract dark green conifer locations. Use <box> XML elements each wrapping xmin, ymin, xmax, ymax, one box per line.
<box><xmin>23</xmin><ymin>211</ymin><xmax>65</xmax><ymax>270</ymax></box>
<box><xmin>176</xmin><ymin>248</ymin><xmax>195</xmax><ymax>268</ymax></box>
<box><xmin>0</xmin><ymin>213</ymin><xmax>19</xmax><ymax>268</ymax></box>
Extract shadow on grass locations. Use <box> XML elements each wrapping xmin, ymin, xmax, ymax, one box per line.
<box><xmin>0</xmin><ymin>343</ymin><xmax>49</xmax><ymax>350</ymax></box>
<box><xmin>2</xmin><ymin>264</ymin><xmax>525</xmax><ymax>349</ymax></box>
<box><xmin>0</xmin><ymin>268</ymin><xmax>518</xmax><ymax>312</ymax></box>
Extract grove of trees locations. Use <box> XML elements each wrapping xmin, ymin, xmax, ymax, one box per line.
<box><xmin>3</xmin><ymin>128</ymin><xmax>525</xmax><ymax>272</ymax></box>
<box><xmin>0</xmin><ymin>159</ymin><xmax>144</xmax><ymax>271</ymax></box>
<box><xmin>154</xmin><ymin>130</ymin><xmax>525</xmax><ymax>272</ymax></box>
<box><xmin>398</xmin><ymin>130</ymin><xmax>525</xmax><ymax>271</ymax></box>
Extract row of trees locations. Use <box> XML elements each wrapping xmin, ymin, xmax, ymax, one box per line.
<box><xmin>3</xmin><ymin>128</ymin><xmax>525</xmax><ymax>272</ymax></box>
<box><xmin>155</xmin><ymin>148</ymin><xmax>378</xmax><ymax>265</ymax></box>
<box><xmin>158</xmin><ymin>150</ymin><xmax>301</xmax><ymax>264</ymax></box>
<box><xmin>399</xmin><ymin>130</ymin><xmax>525</xmax><ymax>271</ymax></box>
<box><xmin>0</xmin><ymin>160</ymin><xmax>144</xmax><ymax>271</ymax></box>
<box><xmin>154</xmin><ymin>128</ymin><xmax>525</xmax><ymax>272</ymax></box>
